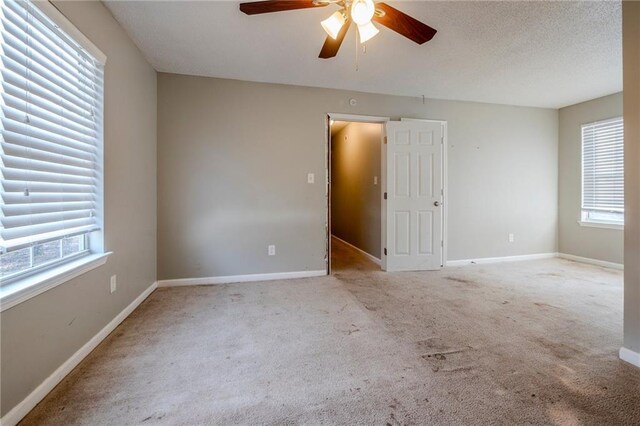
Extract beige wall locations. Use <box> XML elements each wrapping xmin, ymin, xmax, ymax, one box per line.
<box><xmin>0</xmin><ymin>1</ymin><xmax>157</xmax><ymax>417</ymax></box>
<box><xmin>157</xmin><ymin>73</ymin><xmax>559</xmax><ymax>280</ymax></box>
<box><xmin>558</xmin><ymin>93</ymin><xmax>624</xmax><ymax>264</ymax></box>
<box><xmin>331</xmin><ymin>122</ymin><xmax>382</xmax><ymax>259</ymax></box>
<box><xmin>623</xmin><ymin>1</ymin><xmax>640</xmax><ymax>357</ymax></box>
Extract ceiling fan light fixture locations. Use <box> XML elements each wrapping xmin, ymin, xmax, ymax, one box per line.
<box><xmin>239</xmin><ymin>0</ymin><xmax>437</xmax><ymax>59</ymax></box>
<box><xmin>357</xmin><ymin>21</ymin><xmax>379</xmax><ymax>43</ymax></box>
<box><xmin>351</xmin><ymin>0</ymin><xmax>375</xmax><ymax>25</ymax></box>
<box><xmin>321</xmin><ymin>10</ymin><xmax>346</xmax><ymax>39</ymax></box>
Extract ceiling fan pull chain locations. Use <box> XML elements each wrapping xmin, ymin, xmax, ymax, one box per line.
<box><xmin>355</xmin><ymin>26</ymin><xmax>359</xmax><ymax>72</ymax></box>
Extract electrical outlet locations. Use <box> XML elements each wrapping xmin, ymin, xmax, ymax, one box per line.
<box><xmin>110</xmin><ymin>275</ymin><xmax>117</xmax><ymax>293</ymax></box>
<box><xmin>307</xmin><ymin>173</ymin><xmax>315</xmax><ymax>184</ymax></box>
<box><xmin>508</xmin><ymin>233</ymin><xmax>514</xmax><ymax>243</ymax></box>
<box><xmin>268</xmin><ymin>245</ymin><xmax>276</xmax><ymax>256</ymax></box>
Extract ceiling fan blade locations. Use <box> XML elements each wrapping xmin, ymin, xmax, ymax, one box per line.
<box><xmin>240</xmin><ymin>1</ymin><xmax>327</xmax><ymax>15</ymax></box>
<box><xmin>319</xmin><ymin>18</ymin><xmax>352</xmax><ymax>59</ymax></box>
<box><xmin>373</xmin><ymin>2</ymin><xmax>437</xmax><ymax>45</ymax></box>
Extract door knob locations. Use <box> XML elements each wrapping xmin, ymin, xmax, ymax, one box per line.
<box><xmin>434</xmin><ymin>201</ymin><xmax>440</xmax><ymax>207</ymax></box>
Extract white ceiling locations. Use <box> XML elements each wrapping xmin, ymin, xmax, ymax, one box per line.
<box><xmin>103</xmin><ymin>0</ymin><xmax>622</xmax><ymax>109</ymax></box>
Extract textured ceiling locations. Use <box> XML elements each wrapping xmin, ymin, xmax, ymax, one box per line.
<box><xmin>103</xmin><ymin>0</ymin><xmax>622</xmax><ymax>108</ymax></box>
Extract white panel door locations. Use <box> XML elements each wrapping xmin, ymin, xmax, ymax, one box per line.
<box><xmin>384</xmin><ymin>121</ymin><xmax>443</xmax><ymax>271</ymax></box>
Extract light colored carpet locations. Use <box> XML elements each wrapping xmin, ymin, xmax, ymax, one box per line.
<box><xmin>21</xmin><ymin>239</ymin><xmax>640</xmax><ymax>425</ymax></box>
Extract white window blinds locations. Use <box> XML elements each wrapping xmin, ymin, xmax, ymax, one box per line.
<box><xmin>1</xmin><ymin>0</ymin><xmax>104</xmax><ymax>252</ymax></box>
<box><xmin>582</xmin><ymin>117</ymin><xmax>624</xmax><ymax>215</ymax></box>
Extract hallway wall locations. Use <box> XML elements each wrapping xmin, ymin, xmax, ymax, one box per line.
<box><xmin>331</xmin><ymin>122</ymin><xmax>383</xmax><ymax>259</ymax></box>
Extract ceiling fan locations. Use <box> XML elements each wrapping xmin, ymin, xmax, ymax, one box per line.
<box><xmin>239</xmin><ymin>0</ymin><xmax>437</xmax><ymax>59</ymax></box>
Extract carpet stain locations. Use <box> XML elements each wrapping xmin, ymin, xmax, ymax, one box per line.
<box><xmin>441</xmin><ymin>366</ymin><xmax>475</xmax><ymax>373</ymax></box>
<box><xmin>444</xmin><ymin>276</ymin><xmax>477</xmax><ymax>285</ymax></box>
<box><xmin>537</xmin><ymin>272</ymin><xmax>561</xmax><ymax>277</ymax></box>
<box><xmin>534</xmin><ymin>337</ymin><xmax>583</xmax><ymax>360</ymax></box>
<box><xmin>534</xmin><ymin>302</ymin><xmax>558</xmax><ymax>309</ymax></box>
<box><xmin>229</xmin><ymin>293</ymin><xmax>244</xmax><ymax>302</ymax></box>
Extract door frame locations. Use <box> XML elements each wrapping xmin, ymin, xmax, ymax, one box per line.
<box><xmin>326</xmin><ymin>113</ymin><xmax>389</xmax><ymax>274</ymax></box>
<box><xmin>325</xmin><ymin>113</ymin><xmax>448</xmax><ymax>274</ymax></box>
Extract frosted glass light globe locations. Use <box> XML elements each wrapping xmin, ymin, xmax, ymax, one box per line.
<box><xmin>357</xmin><ymin>21</ymin><xmax>379</xmax><ymax>43</ymax></box>
<box><xmin>321</xmin><ymin>11</ymin><xmax>346</xmax><ymax>39</ymax></box>
<box><xmin>351</xmin><ymin>0</ymin><xmax>375</xmax><ymax>26</ymax></box>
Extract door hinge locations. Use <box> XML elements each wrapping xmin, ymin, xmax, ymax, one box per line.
<box><xmin>384</xmin><ymin>192</ymin><xmax>387</xmax><ymax>200</ymax></box>
<box><xmin>441</xmin><ymin>240</ymin><xmax>444</xmax><ymax>247</ymax></box>
<box><xmin>384</xmin><ymin>248</ymin><xmax>387</xmax><ymax>256</ymax></box>
<box><xmin>384</xmin><ymin>136</ymin><xmax>388</xmax><ymax>145</ymax></box>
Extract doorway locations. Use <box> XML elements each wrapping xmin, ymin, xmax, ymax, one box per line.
<box><xmin>326</xmin><ymin>114</ymin><xmax>447</xmax><ymax>274</ymax></box>
<box><xmin>329</xmin><ymin>119</ymin><xmax>384</xmax><ymax>273</ymax></box>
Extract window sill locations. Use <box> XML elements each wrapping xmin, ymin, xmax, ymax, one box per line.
<box><xmin>0</xmin><ymin>252</ymin><xmax>112</xmax><ymax>313</ymax></box>
<box><xmin>578</xmin><ymin>220</ymin><xmax>624</xmax><ymax>231</ymax></box>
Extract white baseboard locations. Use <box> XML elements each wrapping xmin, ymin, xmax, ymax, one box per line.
<box><xmin>620</xmin><ymin>347</ymin><xmax>640</xmax><ymax>368</ymax></box>
<box><xmin>157</xmin><ymin>270</ymin><xmax>327</xmax><ymax>287</ymax></box>
<box><xmin>557</xmin><ymin>253</ymin><xmax>624</xmax><ymax>270</ymax></box>
<box><xmin>446</xmin><ymin>253</ymin><xmax>557</xmax><ymax>267</ymax></box>
<box><xmin>331</xmin><ymin>235</ymin><xmax>381</xmax><ymax>265</ymax></box>
<box><xmin>1</xmin><ymin>281</ymin><xmax>158</xmax><ymax>426</ymax></box>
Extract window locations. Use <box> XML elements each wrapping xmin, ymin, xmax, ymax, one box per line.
<box><xmin>581</xmin><ymin>117</ymin><xmax>624</xmax><ymax>227</ymax></box>
<box><xmin>1</xmin><ymin>0</ymin><xmax>105</xmax><ymax>285</ymax></box>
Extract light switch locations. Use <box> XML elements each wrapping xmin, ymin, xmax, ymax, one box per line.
<box><xmin>307</xmin><ymin>173</ymin><xmax>315</xmax><ymax>184</ymax></box>
<box><xmin>374</xmin><ymin>176</ymin><xmax>378</xmax><ymax>185</ymax></box>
